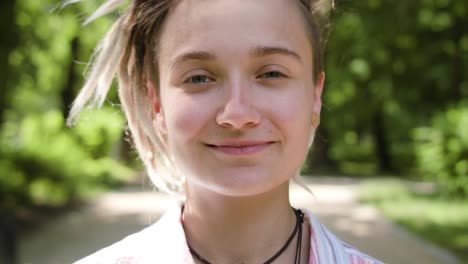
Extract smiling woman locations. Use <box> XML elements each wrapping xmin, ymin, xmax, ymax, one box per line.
<box><xmin>66</xmin><ymin>0</ymin><xmax>383</xmax><ymax>263</ymax></box>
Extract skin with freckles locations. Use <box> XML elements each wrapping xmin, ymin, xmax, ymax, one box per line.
<box><xmin>148</xmin><ymin>0</ymin><xmax>324</xmax><ymax>263</ymax></box>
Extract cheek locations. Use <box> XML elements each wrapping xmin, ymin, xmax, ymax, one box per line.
<box><xmin>270</xmin><ymin>85</ymin><xmax>314</xmax><ymax>136</ymax></box>
<box><xmin>272</xmin><ymin>87</ymin><xmax>314</xmax><ymax>164</ymax></box>
<box><xmin>163</xmin><ymin>91</ymin><xmax>214</xmax><ymax>145</ymax></box>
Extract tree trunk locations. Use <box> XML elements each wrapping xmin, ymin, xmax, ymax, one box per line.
<box><xmin>0</xmin><ymin>0</ymin><xmax>17</xmax><ymax>126</ymax></box>
<box><xmin>449</xmin><ymin>20</ymin><xmax>463</xmax><ymax>103</ymax></box>
<box><xmin>373</xmin><ymin>107</ymin><xmax>392</xmax><ymax>173</ymax></box>
<box><xmin>307</xmin><ymin>125</ymin><xmax>334</xmax><ymax>173</ymax></box>
<box><xmin>0</xmin><ymin>1</ymin><xmax>18</xmax><ymax>263</ymax></box>
<box><xmin>0</xmin><ymin>212</ymin><xmax>17</xmax><ymax>264</ymax></box>
<box><xmin>62</xmin><ymin>37</ymin><xmax>80</xmax><ymax>118</ymax></box>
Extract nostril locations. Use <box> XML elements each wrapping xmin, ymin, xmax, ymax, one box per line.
<box><xmin>215</xmin><ymin>103</ymin><xmax>262</xmax><ymax>129</ymax></box>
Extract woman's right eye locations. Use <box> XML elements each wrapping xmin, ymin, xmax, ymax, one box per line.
<box><xmin>184</xmin><ymin>75</ymin><xmax>214</xmax><ymax>84</ymax></box>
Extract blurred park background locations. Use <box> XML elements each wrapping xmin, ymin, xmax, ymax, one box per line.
<box><xmin>0</xmin><ymin>0</ymin><xmax>467</xmax><ymax>263</ymax></box>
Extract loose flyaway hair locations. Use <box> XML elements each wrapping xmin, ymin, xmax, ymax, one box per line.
<box><xmin>64</xmin><ymin>0</ymin><xmax>335</xmax><ymax>194</ymax></box>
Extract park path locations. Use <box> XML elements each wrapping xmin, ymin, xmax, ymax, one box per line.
<box><xmin>19</xmin><ymin>176</ymin><xmax>461</xmax><ymax>264</ymax></box>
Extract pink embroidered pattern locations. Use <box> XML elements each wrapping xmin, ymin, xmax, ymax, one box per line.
<box><xmin>114</xmin><ymin>256</ymin><xmax>140</xmax><ymax>264</ymax></box>
<box><xmin>309</xmin><ymin>219</ymin><xmax>319</xmax><ymax>264</ymax></box>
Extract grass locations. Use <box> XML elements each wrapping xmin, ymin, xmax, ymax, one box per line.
<box><xmin>358</xmin><ymin>178</ymin><xmax>468</xmax><ymax>263</ymax></box>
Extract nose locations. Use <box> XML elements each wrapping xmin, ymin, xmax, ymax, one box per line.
<box><xmin>216</xmin><ymin>80</ymin><xmax>261</xmax><ymax>129</ymax></box>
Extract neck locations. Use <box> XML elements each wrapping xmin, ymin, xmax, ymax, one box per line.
<box><xmin>182</xmin><ymin>181</ymin><xmax>299</xmax><ymax>264</ymax></box>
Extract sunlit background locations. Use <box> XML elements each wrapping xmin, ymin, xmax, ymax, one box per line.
<box><xmin>0</xmin><ymin>0</ymin><xmax>467</xmax><ymax>263</ymax></box>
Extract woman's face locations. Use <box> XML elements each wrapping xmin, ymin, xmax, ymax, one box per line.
<box><xmin>153</xmin><ymin>0</ymin><xmax>324</xmax><ymax>196</ymax></box>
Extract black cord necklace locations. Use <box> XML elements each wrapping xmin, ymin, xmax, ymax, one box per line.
<box><xmin>186</xmin><ymin>208</ymin><xmax>304</xmax><ymax>264</ymax></box>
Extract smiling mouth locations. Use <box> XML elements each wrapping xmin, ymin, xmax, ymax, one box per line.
<box><xmin>205</xmin><ymin>142</ymin><xmax>275</xmax><ymax>155</ymax></box>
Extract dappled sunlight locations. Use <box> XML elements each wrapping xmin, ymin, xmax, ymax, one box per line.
<box><xmin>334</xmin><ymin>217</ymin><xmax>374</xmax><ymax>238</ymax></box>
<box><xmin>350</xmin><ymin>205</ymin><xmax>381</xmax><ymax>222</ymax></box>
<box><xmin>290</xmin><ymin>179</ymin><xmax>358</xmax><ymax>205</ymax></box>
<box><xmin>90</xmin><ymin>192</ymin><xmax>175</xmax><ymax>217</ymax></box>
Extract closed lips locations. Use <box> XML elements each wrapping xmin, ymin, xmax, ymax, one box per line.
<box><xmin>205</xmin><ymin>140</ymin><xmax>275</xmax><ymax>147</ymax></box>
<box><xmin>205</xmin><ymin>141</ymin><xmax>275</xmax><ymax>155</ymax></box>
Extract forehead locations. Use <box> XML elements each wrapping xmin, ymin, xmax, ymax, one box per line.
<box><xmin>158</xmin><ymin>0</ymin><xmax>311</xmax><ymax>63</ymax></box>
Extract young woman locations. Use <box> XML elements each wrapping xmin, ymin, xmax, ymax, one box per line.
<box><xmin>69</xmin><ymin>0</ymin><xmax>383</xmax><ymax>263</ymax></box>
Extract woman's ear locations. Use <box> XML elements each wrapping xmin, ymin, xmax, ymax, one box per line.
<box><xmin>147</xmin><ymin>80</ymin><xmax>160</xmax><ymax>113</ymax></box>
<box><xmin>147</xmin><ymin>81</ymin><xmax>167</xmax><ymax>136</ymax></box>
<box><xmin>313</xmin><ymin>72</ymin><xmax>325</xmax><ymax>113</ymax></box>
<box><xmin>312</xmin><ymin>72</ymin><xmax>325</xmax><ymax>128</ymax></box>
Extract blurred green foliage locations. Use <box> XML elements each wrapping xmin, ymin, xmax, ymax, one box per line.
<box><xmin>413</xmin><ymin>102</ymin><xmax>468</xmax><ymax>197</ymax></box>
<box><xmin>0</xmin><ymin>0</ymin><xmax>133</xmax><ymax>213</ymax></box>
<box><xmin>305</xmin><ymin>0</ymin><xmax>468</xmax><ymax>198</ymax></box>
<box><xmin>0</xmin><ymin>109</ymin><xmax>131</xmax><ymax>209</ymax></box>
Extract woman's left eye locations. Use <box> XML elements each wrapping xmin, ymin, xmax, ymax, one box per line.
<box><xmin>258</xmin><ymin>71</ymin><xmax>286</xmax><ymax>79</ymax></box>
<box><xmin>184</xmin><ymin>75</ymin><xmax>214</xmax><ymax>84</ymax></box>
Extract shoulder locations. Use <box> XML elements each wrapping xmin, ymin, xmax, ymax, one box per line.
<box><xmin>303</xmin><ymin>208</ymin><xmax>384</xmax><ymax>264</ymax></box>
<box><xmin>74</xmin><ymin>203</ymin><xmax>192</xmax><ymax>264</ymax></box>
<box><xmin>341</xmin><ymin>243</ymin><xmax>383</xmax><ymax>264</ymax></box>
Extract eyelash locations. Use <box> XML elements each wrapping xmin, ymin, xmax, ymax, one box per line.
<box><xmin>184</xmin><ymin>75</ymin><xmax>215</xmax><ymax>84</ymax></box>
<box><xmin>182</xmin><ymin>70</ymin><xmax>287</xmax><ymax>85</ymax></box>
<box><xmin>257</xmin><ymin>71</ymin><xmax>286</xmax><ymax>79</ymax></box>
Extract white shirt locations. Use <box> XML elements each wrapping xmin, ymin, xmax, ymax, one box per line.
<box><xmin>75</xmin><ymin>203</ymin><xmax>383</xmax><ymax>264</ymax></box>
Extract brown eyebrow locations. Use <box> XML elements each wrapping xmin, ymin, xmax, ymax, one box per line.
<box><xmin>250</xmin><ymin>45</ymin><xmax>302</xmax><ymax>63</ymax></box>
<box><xmin>170</xmin><ymin>46</ymin><xmax>302</xmax><ymax>70</ymax></box>
<box><xmin>170</xmin><ymin>51</ymin><xmax>217</xmax><ymax>70</ymax></box>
